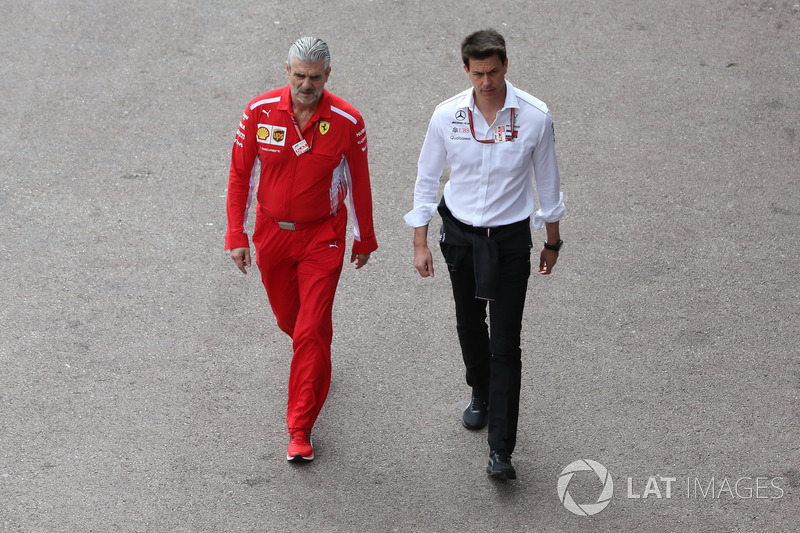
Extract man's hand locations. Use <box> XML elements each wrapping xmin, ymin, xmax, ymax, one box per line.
<box><xmin>350</xmin><ymin>252</ymin><xmax>371</xmax><ymax>269</ymax></box>
<box><xmin>540</xmin><ymin>221</ymin><xmax>560</xmax><ymax>275</ymax></box>
<box><xmin>538</xmin><ymin>248</ymin><xmax>558</xmax><ymax>275</ymax></box>
<box><xmin>230</xmin><ymin>247</ymin><xmax>251</xmax><ymax>274</ymax></box>
<box><xmin>414</xmin><ymin>244</ymin><xmax>434</xmax><ymax>278</ymax></box>
<box><xmin>413</xmin><ymin>225</ymin><xmax>434</xmax><ymax>278</ymax></box>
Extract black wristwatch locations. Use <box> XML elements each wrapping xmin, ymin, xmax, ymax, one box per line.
<box><xmin>543</xmin><ymin>239</ymin><xmax>564</xmax><ymax>252</ymax></box>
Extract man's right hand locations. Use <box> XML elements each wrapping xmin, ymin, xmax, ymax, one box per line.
<box><xmin>230</xmin><ymin>247</ymin><xmax>251</xmax><ymax>274</ymax></box>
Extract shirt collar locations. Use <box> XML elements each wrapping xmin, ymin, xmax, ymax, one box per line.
<box><xmin>458</xmin><ymin>80</ymin><xmax>518</xmax><ymax>112</ymax></box>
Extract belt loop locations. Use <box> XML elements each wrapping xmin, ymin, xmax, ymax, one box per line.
<box><xmin>485</xmin><ymin>228</ymin><xmax>491</xmax><ymax>237</ymax></box>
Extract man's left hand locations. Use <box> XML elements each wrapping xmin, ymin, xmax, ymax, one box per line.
<box><xmin>351</xmin><ymin>252</ymin><xmax>371</xmax><ymax>269</ymax></box>
<box><xmin>538</xmin><ymin>248</ymin><xmax>558</xmax><ymax>275</ymax></box>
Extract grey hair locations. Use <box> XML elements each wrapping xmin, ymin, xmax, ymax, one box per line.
<box><xmin>287</xmin><ymin>37</ymin><xmax>331</xmax><ymax>69</ymax></box>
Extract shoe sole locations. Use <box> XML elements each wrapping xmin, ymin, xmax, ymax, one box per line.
<box><xmin>462</xmin><ymin>418</ymin><xmax>488</xmax><ymax>430</ymax></box>
<box><xmin>487</xmin><ymin>468</ymin><xmax>516</xmax><ymax>480</ymax></box>
<box><xmin>287</xmin><ymin>453</ymin><xmax>314</xmax><ymax>462</ymax></box>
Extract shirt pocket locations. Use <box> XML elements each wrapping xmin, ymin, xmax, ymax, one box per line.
<box><xmin>497</xmin><ymin>135</ymin><xmax>534</xmax><ymax>173</ymax></box>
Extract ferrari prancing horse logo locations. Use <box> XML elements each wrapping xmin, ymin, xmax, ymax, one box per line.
<box><xmin>319</xmin><ymin>121</ymin><xmax>330</xmax><ymax>135</ymax></box>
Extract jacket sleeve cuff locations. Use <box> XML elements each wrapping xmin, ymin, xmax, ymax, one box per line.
<box><xmin>225</xmin><ymin>233</ymin><xmax>250</xmax><ymax>251</ymax></box>
<box><xmin>352</xmin><ymin>236</ymin><xmax>378</xmax><ymax>255</ymax></box>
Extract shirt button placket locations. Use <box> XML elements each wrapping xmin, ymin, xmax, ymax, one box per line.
<box><xmin>475</xmin><ymin>142</ymin><xmax>492</xmax><ymax>226</ymax></box>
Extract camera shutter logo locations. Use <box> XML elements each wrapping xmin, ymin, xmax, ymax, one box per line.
<box><xmin>557</xmin><ymin>459</ymin><xmax>614</xmax><ymax>516</ymax></box>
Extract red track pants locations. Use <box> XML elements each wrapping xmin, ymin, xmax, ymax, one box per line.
<box><xmin>252</xmin><ymin>209</ymin><xmax>347</xmax><ymax>431</ymax></box>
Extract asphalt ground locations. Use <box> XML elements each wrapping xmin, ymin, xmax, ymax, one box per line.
<box><xmin>1</xmin><ymin>1</ymin><xmax>798</xmax><ymax>531</ymax></box>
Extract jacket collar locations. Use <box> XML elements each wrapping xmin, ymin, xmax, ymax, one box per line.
<box><xmin>278</xmin><ymin>84</ymin><xmax>332</xmax><ymax>121</ymax></box>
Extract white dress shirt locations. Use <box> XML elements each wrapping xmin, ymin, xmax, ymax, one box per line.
<box><xmin>404</xmin><ymin>80</ymin><xmax>565</xmax><ymax>230</ymax></box>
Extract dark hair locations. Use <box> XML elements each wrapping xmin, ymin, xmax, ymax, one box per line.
<box><xmin>461</xmin><ymin>29</ymin><xmax>507</xmax><ymax>68</ymax></box>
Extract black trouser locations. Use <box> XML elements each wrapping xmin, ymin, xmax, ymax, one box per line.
<box><xmin>440</xmin><ymin>230</ymin><xmax>531</xmax><ymax>454</ymax></box>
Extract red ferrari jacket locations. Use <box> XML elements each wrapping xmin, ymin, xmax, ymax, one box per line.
<box><xmin>225</xmin><ymin>85</ymin><xmax>378</xmax><ymax>255</ymax></box>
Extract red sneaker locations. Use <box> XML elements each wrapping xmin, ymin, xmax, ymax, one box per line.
<box><xmin>287</xmin><ymin>429</ymin><xmax>314</xmax><ymax>462</ymax></box>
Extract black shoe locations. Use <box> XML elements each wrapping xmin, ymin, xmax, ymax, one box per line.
<box><xmin>486</xmin><ymin>449</ymin><xmax>516</xmax><ymax>480</ymax></box>
<box><xmin>462</xmin><ymin>394</ymin><xmax>488</xmax><ymax>430</ymax></box>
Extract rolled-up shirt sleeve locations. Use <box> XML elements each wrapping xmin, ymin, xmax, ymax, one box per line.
<box><xmin>531</xmin><ymin>113</ymin><xmax>565</xmax><ymax>230</ymax></box>
<box><xmin>404</xmin><ymin>115</ymin><xmax>446</xmax><ymax>228</ymax></box>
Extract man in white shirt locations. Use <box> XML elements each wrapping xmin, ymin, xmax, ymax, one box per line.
<box><xmin>404</xmin><ymin>29</ymin><xmax>565</xmax><ymax>480</ymax></box>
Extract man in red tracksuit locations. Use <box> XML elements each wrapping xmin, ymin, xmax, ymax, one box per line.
<box><xmin>225</xmin><ymin>36</ymin><xmax>378</xmax><ymax>462</ymax></box>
